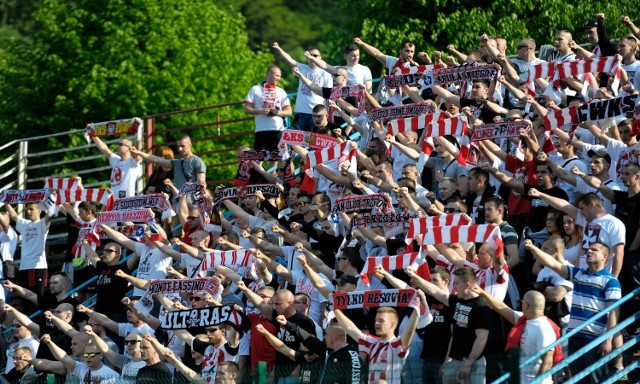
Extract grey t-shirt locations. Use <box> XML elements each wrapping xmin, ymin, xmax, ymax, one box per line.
<box><xmin>171</xmin><ymin>156</ymin><xmax>206</xmax><ymax>189</ymax></box>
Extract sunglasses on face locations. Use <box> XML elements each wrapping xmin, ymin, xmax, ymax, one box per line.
<box><xmin>190</xmin><ymin>296</ymin><xmax>204</xmax><ymax>302</ymax></box>
<box><xmin>301</xmin><ymin>350</ymin><xmax>314</xmax><ymax>356</ymax></box>
<box><xmin>444</xmin><ymin>208</ymin><xmax>462</xmax><ymax>213</ymax></box>
<box><xmin>187</xmin><ymin>216</ymin><xmax>197</xmax><ymax>221</ymax></box>
<box><xmin>206</xmin><ymin>327</ymin><xmax>219</xmax><ymax>333</ymax></box>
<box><xmin>296</xmin><ymin>202</ymin><xmax>308</xmax><ymax>207</ymax></box>
<box><xmin>83</xmin><ymin>353</ymin><xmax>101</xmax><ymax>358</ymax></box>
<box><xmin>125</xmin><ymin>340</ymin><xmax>140</xmax><ymax>345</ymax></box>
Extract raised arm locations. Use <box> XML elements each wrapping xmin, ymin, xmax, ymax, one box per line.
<box><xmin>256</xmin><ymin>252</ymin><xmax>293</xmax><ymax>285</ymax></box>
<box><xmin>297</xmin><ymin>254</ymin><xmax>334</xmax><ymax>299</ymax></box>
<box><xmin>527</xmin><ymin>188</ymin><xmax>577</xmax><ymax>218</ymax></box>
<box><xmin>570</xmin><ymin>166</ymin><xmax>614</xmax><ymax>201</ymax></box>
<box><xmin>84</xmin><ymin>325</ymin><xmax>118</xmax><ymax>363</ymax></box>
<box><xmin>482</xmin><ymin>162</ymin><xmax>525</xmax><ymax>194</ymax></box>
<box><xmin>405</xmin><ymin>267</ymin><xmax>450</xmax><ymax>306</ymax></box>
<box><xmin>356</xmin><ymin>227</ymin><xmax>387</xmax><ymax>248</ymax></box>
<box><xmin>92</xmin><ymin>135</ymin><xmax>113</xmax><ymax>159</ymax></box>
<box><xmin>76</xmin><ymin>305</ymin><xmax>120</xmax><ymax>334</ymax></box>
<box><xmin>40</xmin><ymin>334</ymin><xmax>77</xmax><ymax>372</ymax></box>
<box><xmin>353</xmin><ymin>37</ymin><xmax>388</xmax><ymax>66</ymax></box>
<box><xmin>164</xmin><ymin>350</ymin><xmax>206</xmax><ymax>384</ymax></box>
<box><xmin>43</xmin><ymin>310</ymin><xmax>78</xmax><ymax>338</ymax></box>
<box><xmin>333</xmin><ymin>309</ymin><xmax>363</xmax><ymax>342</ymax></box>
<box><xmin>236</xmin><ymin>280</ymin><xmax>273</xmax><ymax>319</ymax></box>
<box><xmin>432</xmin><ymin>85</ymin><xmax>461</xmax><ymax>107</ymax></box>
<box><xmin>523</xmin><ymin>240</ymin><xmax>568</xmax><ymax>279</ymax></box>
<box><xmin>272</xmin><ymin>42</ymin><xmax>297</xmax><ymax>67</ymax></box>
<box><xmin>114</xmin><ymin>269</ymin><xmax>150</xmax><ymax>290</ymax></box>
<box><xmin>292</xmin><ymin>67</ymin><xmax>323</xmax><ymax>96</ymax></box>
<box><xmin>129</xmin><ymin>147</ymin><xmax>172</xmax><ymax>168</ymax></box>
<box><xmin>470</xmin><ymin>285</ymin><xmax>516</xmax><ymax>324</ymax></box>
<box><xmin>400</xmin><ymin>303</ymin><xmax>420</xmax><ymax>350</ymax></box>
<box><xmin>3</xmin><ymin>304</ymin><xmax>39</xmax><ymax>336</ymax></box>
<box><xmin>3</xmin><ymin>280</ymin><xmax>38</xmax><ymax>305</ymax></box>
<box><xmin>100</xmin><ymin>224</ymin><xmax>138</xmax><ymax>251</ymax></box>
<box><xmin>254</xmin><ymin>323</ymin><xmax>297</xmax><ymax>361</ymax></box>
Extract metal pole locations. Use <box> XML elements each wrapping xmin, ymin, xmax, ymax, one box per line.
<box><xmin>17</xmin><ymin>140</ymin><xmax>28</xmax><ymax>216</ymax></box>
<box><xmin>146</xmin><ymin>117</ymin><xmax>155</xmax><ymax>178</ymax></box>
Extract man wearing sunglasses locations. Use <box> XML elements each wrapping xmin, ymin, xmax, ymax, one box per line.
<box><xmin>92</xmin><ymin>129</ymin><xmax>142</xmax><ymax>199</ymax></box>
<box><xmin>39</xmin><ymin>333</ymin><xmax>119</xmax><ymax>383</ymax></box>
<box><xmin>86</xmin><ymin>326</ymin><xmax>147</xmax><ymax>383</ymax></box>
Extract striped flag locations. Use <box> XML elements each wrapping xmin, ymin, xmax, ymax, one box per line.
<box><xmin>56</xmin><ymin>188</ymin><xmax>114</xmax><ymax>210</ymax></box>
<box><xmin>420</xmin><ymin>224</ymin><xmax>501</xmax><ymax>248</ymax></box>
<box><xmin>406</xmin><ymin>214</ymin><xmax>471</xmax><ymax>243</ymax></box>
<box><xmin>387</xmin><ymin>111</ymin><xmax>444</xmax><ymax>136</ymax></box>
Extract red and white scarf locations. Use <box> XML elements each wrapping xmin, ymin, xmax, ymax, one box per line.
<box><xmin>351</xmin><ymin>212</ymin><xmax>419</xmax><ymax>229</ymax></box>
<box><xmin>44</xmin><ymin>177</ymin><xmax>83</xmax><ymax>191</ymax></box>
<box><xmin>387</xmin><ymin>111</ymin><xmax>444</xmax><ymax>136</ymax></box>
<box><xmin>56</xmin><ymin>188</ymin><xmax>115</xmax><ymax>211</ymax></box>
<box><xmin>552</xmin><ymin>56</ymin><xmax>620</xmax><ymax>92</ymax></box>
<box><xmin>406</xmin><ymin>214</ymin><xmax>471</xmax><ymax>243</ymax></box>
<box><xmin>470</xmin><ymin>121</ymin><xmax>531</xmax><ymax>142</ymax></box>
<box><xmin>544</xmin><ymin>105</ymin><xmax>579</xmax><ymax>130</ymax></box>
<box><xmin>112</xmin><ymin>193</ymin><xmax>170</xmax><ymax>212</ymax></box>
<box><xmin>420</xmin><ymin>224</ymin><xmax>501</xmax><ymax>248</ymax></box>
<box><xmin>85</xmin><ymin>117</ymin><xmax>143</xmax><ymax>143</ymax></box>
<box><xmin>200</xmin><ymin>249</ymin><xmax>255</xmax><ymax>272</ymax></box>
<box><xmin>239</xmin><ymin>150</ymin><xmax>283</xmax><ymax>162</ymax></box>
<box><xmin>432</xmin><ymin>64</ymin><xmax>498</xmax><ymax>85</ymax></box>
<box><xmin>279</xmin><ymin>129</ymin><xmax>340</xmax><ymax>150</ymax></box>
<box><xmin>423</xmin><ymin>116</ymin><xmax>471</xmax><ymax>164</ymax></box>
<box><xmin>95</xmin><ymin>208</ymin><xmax>154</xmax><ymax>225</ymax></box>
<box><xmin>213</xmin><ymin>184</ymin><xmax>280</xmax><ymax>206</ymax></box>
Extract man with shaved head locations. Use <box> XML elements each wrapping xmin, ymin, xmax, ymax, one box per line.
<box><xmin>92</xmin><ymin>127</ymin><xmax>142</xmax><ymax>198</ymax></box>
<box><xmin>474</xmin><ymin>287</ymin><xmax>561</xmax><ymax>383</ymax></box>
<box><xmin>320</xmin><ymin>323</ymin><xmax>363</xmax><ymax>383</ymax></box>
<box><xmin>237</xmin><ymin>283</ymin><xmax>316</xmax><ymax>382</ymax></box>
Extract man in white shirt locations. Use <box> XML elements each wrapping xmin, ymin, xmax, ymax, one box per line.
<box><xmin>92</xmin><ymin>134</ymin><xmax>142</xmax><ymax>198</ymax></box>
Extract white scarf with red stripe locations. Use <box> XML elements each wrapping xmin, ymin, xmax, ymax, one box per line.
<box><xmin>387</xmin><ymin>111</ymin><xmax>444</xmax><ymax>136</ymax></box>
<box><xmin>331</xmin><ymin>288</ymin><xmax>418</xmax><ymax>310</ymax></box>
<box><xmin>421</xmin><ymin>116</ymin><xmax>471</xmax><ymax>164</ymax></box>
<box><xmin>332</xmin><ymin>193</ymin><xmax>393</xmax><ymax>214</ymax></box>
<box><xmin>136</xmin><ymin>278</ymin><xmax>221</xmax><ymax>317</ymax></box>
<box><xmin>112</xmin><ymin>193</ymin><xmax>170</xmax><ymax>211</ymax></box>
<box><xmin>200</xmin><ymin>249</ymin><xmax>255</xmax><ymax>272</ymax></box>
<box><xmin>302</xmin><ymin>141</ymin><xmax>356</xmax><ymax>193</ymax></box>
<box><xmin>56</xmin><ymin>188</ymin><xmax>115</xmax><ymax>210</ymax></box>
<box><xmin>406</xmin><ymin>214</ymin><xmax>471</xmax><ymax>243</ymax></box>
<box><xmin>44</xmin><ymin>177</ymin><xmax>83</xmax><ymax>190</ymax></box>
<box><xmin>95</xmin><ymin>208</ymin><xmax>154</xmax><ymax>224</ymax></box>
<box><xmin>432</xmin><ymin>64</ymin><xmax>498</xmax><ymax>84</ymax></box>
<box><xmin>552</xmin><ymin>56</ymin><xmax>620</xmax><ymax>92</ymax></box>
<box><xmin>420</xmin><ymin>224</ymin><xmax>500</xmax><ymax>248</ymax></box>
<box><xmin>0</xmin><ymin>189</ymin><xmax>50</xmax><ymax>205</ymax></box>
<box><xmin>85</xmin><ymin>117</ymin><xmax>143</xmax><ymax>143</ymax></box>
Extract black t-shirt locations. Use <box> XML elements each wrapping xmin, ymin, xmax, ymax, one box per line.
<box><xmin>136</xmin><ymin>361</ymin><xmax>173</xmax><ymax>383</ymax></box>
<box><xmin>522</xmin><ymin>184</ymin><xmax>568</xmax><ymax>232</ymax></box>
<box><xmin>295</xmin><ymin>354</ymin><xmax>324</xmax><ymax>384</ymax></box>
<box><xmin>613</xmin><ymin>190</ymin><xmax>640</xmax><ymax>246</ymax></box>
<box><xmin>3</xmin><ymin>368</ymin><xmax>27</xmax><ymax>384</ymax></box>
<box><xmin>322</xmin><ymin>343</ymin><xmax>364</xmax><ymax>384</ymax></box>
<box><xmin>448</xmin><ymin>295</ymin><xmax>492</xmax><ymax>360</ymax></box>
<box><xmin>94</xmin><ymin>260</ymin><xmax>132</xmax><ymax>314</ymax></box>
<box><xmin>460</xmin><ymin>98</ymin><xmax>498</xmax><ymax>123</ymax></box>
<box><xmin>271</xmin><ymin>311</ymin><xmax>317</xmax><ymax>379</ymax></box>
<box><xmin>421</xmin><ymin>296</ymin><xmax>453</xmax><ymax>360</ymax></box>
<box><xmin>38</xmin><ymin>294</ymin><xmax>88</xmax><ymax>331</ymax></box>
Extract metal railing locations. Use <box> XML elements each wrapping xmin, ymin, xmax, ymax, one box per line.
<box><xmin>494</xmin><ymin>286</ymin><xmax>640</xmax><ymax>384</ymax></box>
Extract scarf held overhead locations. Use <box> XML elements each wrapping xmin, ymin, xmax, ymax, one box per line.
<box><xmin>239</xmin><ymin>150</ymin><xmax>283</xmax><ymax>162</ymax></box>
<box><xmin>420</xmin><ymin>224</ymin><xmax>501</xmax><ymax>248</ymax></box>
<box><xmin>200</xmin><ymin>249</ymin><xmax>255</xmax><ymax>272</ymax></box>
<box><xmin>112</xmin><ymin>193</ymin><xmax>170</xmax><ymax>211</ymax></box>
<box><xmin>85</xmin><ymin>117</ymin><xmax>143</xmax><ymax>143</ymax></box>
<box><xmin>369</xmin><ymin>103</ymin><xmax>435</xmax><ymax>121</ymax></box>
<box><xmin>331</xmin><ymin>194</ymin><xmax>393</xmax><ymax>214</ymax></box>
<box><xmin>279</xmin><ymin>130</ymin><xmax>340</xmax><ymax>150</ymax></box>
<box><xmin>0</xmin><ymin>189</ymin><xmax>49</xmax><ymax>205</ymax></box>
<box><xmin>351</xmin><ymin>212</ymin><xmax>419</xmax><ymax>229</ymax></box>
<box><xmin>470</xmin><ymin>121</ymin><xmax>531</xmax><ymax>142</ymax></box>
<box><xmin>213</xmin><ymin>184</ymin><xmax>280</xmax><ymax>206</ymax></box>
<box><xmin>160</xmin><ymin>305</ymin><xmax>251</xmax><ymax>333</ymax></box>
<box><xmin>331</xmin><ymin>289</ymin><xmax>418</xmax><ymax>311</ymax></box>
<box><xmin>56</xmin><ymin>189</ymin><xmax>115</xmax><ymax>210</ymax></box>
<box><xmin>406</xmin><ymin>213</ymin><xmax>471</xmax><ymax>243</ymax></box>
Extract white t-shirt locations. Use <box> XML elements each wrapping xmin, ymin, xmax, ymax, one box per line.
<box><xmin>622</xmin><ymin>60</ymin><xmax>640</xmax><ymax>88</ymax></box>
<box><xmin>294</xmin><ymin>63</ymin><xmax>332</xmax><ymax>114</ymax></box>
<box><xmin>114</xmin><ymin>354</ymin><xmax>147</xmax><ymax>384</ymax></box>
<box><xmin>575</xmin><ymin>212</ymin><xmax>626</xmax><ymax>273</ymax></box>
<box><xmin>536</xmin><ymin>261</ymin><xmax>574</xmax><ymax>325</ymax></box>
<box><xmin>71</xmin><ymin>361</ymin><xmax>119</xmax><ymax>383</ymax></box>
<box><xmin>0</xmin><ymin>225</ymin><xmax>17</xmax><ymax>277</ymax></box>
<box><xmin>15</xmin><ymin>217</ymin><xmax>48</xmax><ymax>270</ymax></box>
<box><xmin>133</xmin><ymin>242</ymin><xmax>172</xmax><ymax>296</ymax></box>
<box><xmin>180</xmin><ymin>253</ymin><xmax>205</xmax><ymax>278</ymax></box>
<box><xmin>512</xmin><ymin>312</ymin><xmax>557</xmax><ymax>384</ymax></box>
<box><xmin>574</xmin><ymin>177</ymin><xmax>622</xmax><ymax>214</ymax></box>
<box><xmin>245</xmin><ymin>84</ymin><xmax>291</xmax><ymax>132</ymax></box>
<box><xmin>556</xmin><ymin>156</ymin><xmax>588</xmax><ymax>204</ymax></box>
<box><xmin>4</xmin><ymin>337</ymin><xmax>39</xmax><ymax>374</ymax></box>
<box><xmin>109</xmin><ymin>154</ymin><xmax>141</xmax><ymax>198</ymax></box>
<box><xmin>290</xmin><ymin>270</ymin><xmax>329</xmax><ymax>324</ymax></box>
<box><xmin>347</xmin><ymin>63</ymin><xmax>373</xmax><ymax>87</ymax></box>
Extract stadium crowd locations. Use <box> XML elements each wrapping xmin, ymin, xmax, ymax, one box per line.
<box><xmin>0</xmin><ymin>10</ymin><xmax>640</xmax><ymax>384</ymax></box>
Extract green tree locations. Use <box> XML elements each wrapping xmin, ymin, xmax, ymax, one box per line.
<box><xmin>0</xmin><ymin>0</ymin><xmax>274</xmax><ymax>182</ymax></box>
<box><xmin>329</xmin><ymin>0</ymin><xmax>640</xmax><ymax>74</ymax></box>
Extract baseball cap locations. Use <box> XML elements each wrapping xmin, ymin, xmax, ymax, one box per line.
<box><xmin>587</xmin><ymin>149</ymin><xmax>612</xmax><ymax>163</ymax></box>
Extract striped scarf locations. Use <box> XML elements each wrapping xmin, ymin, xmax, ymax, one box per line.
<box><xmin>420</xmin><ymin>224</ymin><xmax>501</xmax><ymax>248</ymax></box>
<box><xmin>56</xmin><ymin>188</ymin><xmax>115</xmax><ymax>210</ymax></box>
<box><xmin>406</xmin><ymin>214</ymin><xmax>471</xmax><ymax>243</ymax></box>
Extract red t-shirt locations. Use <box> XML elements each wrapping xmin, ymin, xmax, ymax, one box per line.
<box><xmin>505</xmin><ymin>155</ymin><xmax>537</xmax><ymax>215</ymax></box>
<box><xmin>248</xmin><ymin>313</ymin><xmax>277</xmax><ymax>369</ymax></box>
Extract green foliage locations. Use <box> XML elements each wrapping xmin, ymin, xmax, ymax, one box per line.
<box><xmin>0</xmin><ymin>0</ymin><xmax>273</xmax><ymax>183</ymax></box>
<box><xmin>331</xmin><ymin>0</ymin><xmax>640</xmax><ymax>73</ymax></box>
